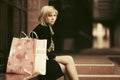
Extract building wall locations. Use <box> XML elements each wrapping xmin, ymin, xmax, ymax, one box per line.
<box><xmin>114</xmin><ymin>23</ymin><xmax>120</xmax><ymax>48</ymax></box>
<box><xmin>27</xmin><ymin>0</ymin><xmax>48</xmax><ymax>33</ymax></box>
<box><xmin>0</xmin><ymin>0</ymin><xmax>48</xmax><ymax>56</ymax></box>
<box><xmin>0</xmin><ymin>0</ymin><xmax>120</xmax><ymax>56</ymax></box>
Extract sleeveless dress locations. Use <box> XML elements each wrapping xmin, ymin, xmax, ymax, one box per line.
<box><xmin>30</xmin><ymin>24</ymin><xmax>63</xmax><ymax>80</ymax></box>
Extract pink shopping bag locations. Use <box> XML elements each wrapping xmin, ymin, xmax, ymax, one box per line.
<box><xmin>6</xmin><ymin>73</ymin><xmax>39</xmax><ymax>80</ymax></box>
<box><xmin>0</xmin><ymin>73</ymin><xmax>38</xmax><ymax>80</ymax></box>
<box><xmin>6</xmin><ymin>31</ymin><xmax>47</xmax><ymax>75</ymax></box>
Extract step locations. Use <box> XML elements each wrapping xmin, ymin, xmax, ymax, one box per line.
<box><xmin>58</xmin><ymin>75</ymin><xmax>120</xmax><ymax>80</ymax></box>
<box><xmin>58</xmin><ymin>63</ymin><xmax>115</xmax><ymax>80</ymax></box>
<box><xmin>76</xmin><ymin>63</ymin><xmax>115</xmax><ymax>74</ymax></box>
<box><xmin>73</xmin><ymin>55</ymin><xmax>113</xmax><ymax>64</ymax></box>
<box><xmin>73</xmin><ymin>55</ymin><xmax>115</xmax><ymax>74</ymax></box>
<box><xmin>78</xmin><ymin>74</ymin><xmax>120</xmax><ymax>80</ymax></box>
<box><xmin>58</xmin><ymin>55</ymin><xmax>120</xmax><ymax>80</ymax></box>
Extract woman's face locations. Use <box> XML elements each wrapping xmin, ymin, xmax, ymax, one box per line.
<box><xmin>46</xmin><ymin>12</ymin><xmax>57</xmax><ymax>26</ymax></box>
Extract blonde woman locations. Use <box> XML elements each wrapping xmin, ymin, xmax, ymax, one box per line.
<box><xmin>31</xmin><ymin>5</ymin><xmax>78</xmax><ymax>80</ymax></box>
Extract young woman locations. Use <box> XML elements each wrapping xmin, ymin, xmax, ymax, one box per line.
<box><xmin>31</xmin><ymin>5</ymin><xmax>78</xmax><ymax>80</ymax></box>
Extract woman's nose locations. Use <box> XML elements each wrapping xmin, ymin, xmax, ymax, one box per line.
<box><xmin>52</xmin><ymin>17</ymin><xmax>55</xmax><ymax>20</ymax></box>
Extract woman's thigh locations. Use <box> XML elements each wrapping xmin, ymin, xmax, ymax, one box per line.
<box><xmin>55</xmin><ymin>55</ymin><xmax>74</xmax><ymax>65</ymax></box>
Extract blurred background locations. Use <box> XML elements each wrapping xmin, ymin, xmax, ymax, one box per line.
<box><xmin>0</xmin><ymin>0</ymin><xmax>120</xmax><ymax>56</ymax></box>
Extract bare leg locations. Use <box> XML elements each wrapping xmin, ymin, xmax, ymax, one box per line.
<box><xmin>58</xmin><ymin>63</ymin><xmax>70</xmax><ymax>80</ymax></box>
<box><xmin>55</xmin><ymin>55</ymin><xmax>78</xmax><ymax>80</ymax></box>
<box><xmin>64</xmin><ymin>69</ymin><xmax>70</xmax><ymax>80</ymax></box>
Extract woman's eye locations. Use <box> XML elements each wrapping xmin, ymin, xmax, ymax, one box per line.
<box><xmin>53</xmin><ymin>15</ymin><xmax>57</xmax><ymax>17</ymax></box>
<box><xmin>49</xmin><ymin>15</ymin><xmax>52</xmax><ymax>17</ymax></box>
<box><xmin>48</xmin><ymin>14</ymin><xmax>53</xmax><ymax>17</ymax></box>
<box><xmin>48</xmin><ymin>14</ymin><xmax>57</xmax><ymax>17</ymax></box>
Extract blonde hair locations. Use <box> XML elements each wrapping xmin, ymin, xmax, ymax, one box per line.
<box><xmin>38</xmin><ymin>5</ymin><xmax>58</xmax><ymax>26</ymax></box>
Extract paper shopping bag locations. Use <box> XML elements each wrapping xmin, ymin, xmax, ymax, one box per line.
<box><xmin>6</xmin><ymin>73</ymin><xmax>39</xmax><ymax>80</ymax></box>
<box><xmin>6</xmin><ymin>36</ymin><xmax>47</xmax><ymax>75</ymax></box>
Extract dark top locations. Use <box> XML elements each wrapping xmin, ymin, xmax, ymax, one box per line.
<box><xmin>30</xmin><ymin>24</ymin><xmax>55</xmax><ymax>59</ymax></box>
<box><xmin>30</xmin><ymin>24</ymin><xmax>63</xmax><ymax>80</ymax></box>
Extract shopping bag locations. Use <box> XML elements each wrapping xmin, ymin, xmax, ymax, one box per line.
<box><xmin>6</xmin><ymin>73</ymin><xmax>39</xmax><ymax>80</ymax></box>
<box><xmin>6</xmin><ymin>31</ymin><xmax>47</xmax><ymax>75</ymax></box>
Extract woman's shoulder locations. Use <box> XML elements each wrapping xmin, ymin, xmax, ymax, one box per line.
<box><xmin>33</xmin><ymin>24</ymin><xmax>45</xmax><ymax>31</ymax></box>
<box><xmin>35</xmin><ymin>24</ymin><xmax>43</xmax><ymax>29</ymax></box>
<box><xmin>35</xmin><ymin>24</ymin><xmax>48</xmax><ymax>30</ymax></box>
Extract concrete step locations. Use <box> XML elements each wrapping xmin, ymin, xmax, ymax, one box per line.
<box><xmin>58</xmin><ymin>63</ymin><xmax>116</xmax><ymax>80</ymax></box>
<box><xmin>58</xmin><ymin>55</ymin><xmax>120</xmax><ymax>80</ymax></box>
<box><xmin>73</xmin><ymin>55</ymin><xmax>116</xmax><ymax>74</ymax></box>
<box><xmin>76</xmin><ymin>63</ymin><xmax>115</xmax><ymax>74</ymax></box>
<box><xmin>58</xmin><ymin>74</ymin><xmax>120</xmax><ymax>80</ymax></box>
<box><xmin>78</xmin><ymin>74</ymin><xmax>120</xmax><ymax>80</ymax></box>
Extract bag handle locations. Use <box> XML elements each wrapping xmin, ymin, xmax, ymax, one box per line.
<box><xmin>29</xmin><ymin>31</ymin><xmax>38</xmax><ymax>39</ymax></box>
<box><xmin>20</xmin><ymin>31</ymin><xmax>38</xmax><ymax>39</ymax></box>
<box><xmin>20</xmin><ymin>31</ymin><xmax>28</xmax><ymax>38</ymax></box>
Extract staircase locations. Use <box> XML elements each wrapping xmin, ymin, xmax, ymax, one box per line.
<box><xmin>58</xmin><ymin>55</ymin><xmax>120</xmax><ymax>80</ymax></box>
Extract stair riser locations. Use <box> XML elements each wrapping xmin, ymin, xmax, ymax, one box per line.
<box><xmin>58</xmin><ymin>76</ymin><xmax>120</xmax><ymax>80</ymax></box>
<box><xmin>79</xmin><ymin>77</ymin><xmax>120</xmax><ymax>80</ymax></box>
<box><xmin>76</xmin><ymin>66</ymin><xmax>114</xmax><ymax>74</ymax></box>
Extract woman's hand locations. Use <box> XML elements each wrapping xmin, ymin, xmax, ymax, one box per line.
<box><xmin>46</xmin><ymin>56</ymin><xmax>49</xmax><ymax>60</ymax></box>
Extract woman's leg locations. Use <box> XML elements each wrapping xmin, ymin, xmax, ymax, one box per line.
<box><xmin>58</xmin><ymin>63</ymin><xmax>70</xmax><ymax>80</ymax></box>
<box><xmin>55</xmin><ymin>55</ymin><xmax>78</xmax><ymax>80</ymax></box>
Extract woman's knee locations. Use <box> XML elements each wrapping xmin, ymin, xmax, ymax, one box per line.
<box><xmin>64</xmin><ymin>55</ymin><xmax>74</xmax><ymax>62</ymax></box>
<box><xmin>55</xmin><ymin>55</ymin><xmax>75</xmax><ymax>65</ymax></box>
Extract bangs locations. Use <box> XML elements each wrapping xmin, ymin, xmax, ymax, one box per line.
<box><xmin>45</xmin><ymin>7</ymin><xmax>58</xmax><ymax>16</ymax></box>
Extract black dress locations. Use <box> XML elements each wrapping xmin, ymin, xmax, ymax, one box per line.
<box><xmin>30</xmin><ymin>24</ymin><xmax>63</xmax><ymax>80</ymax></box>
